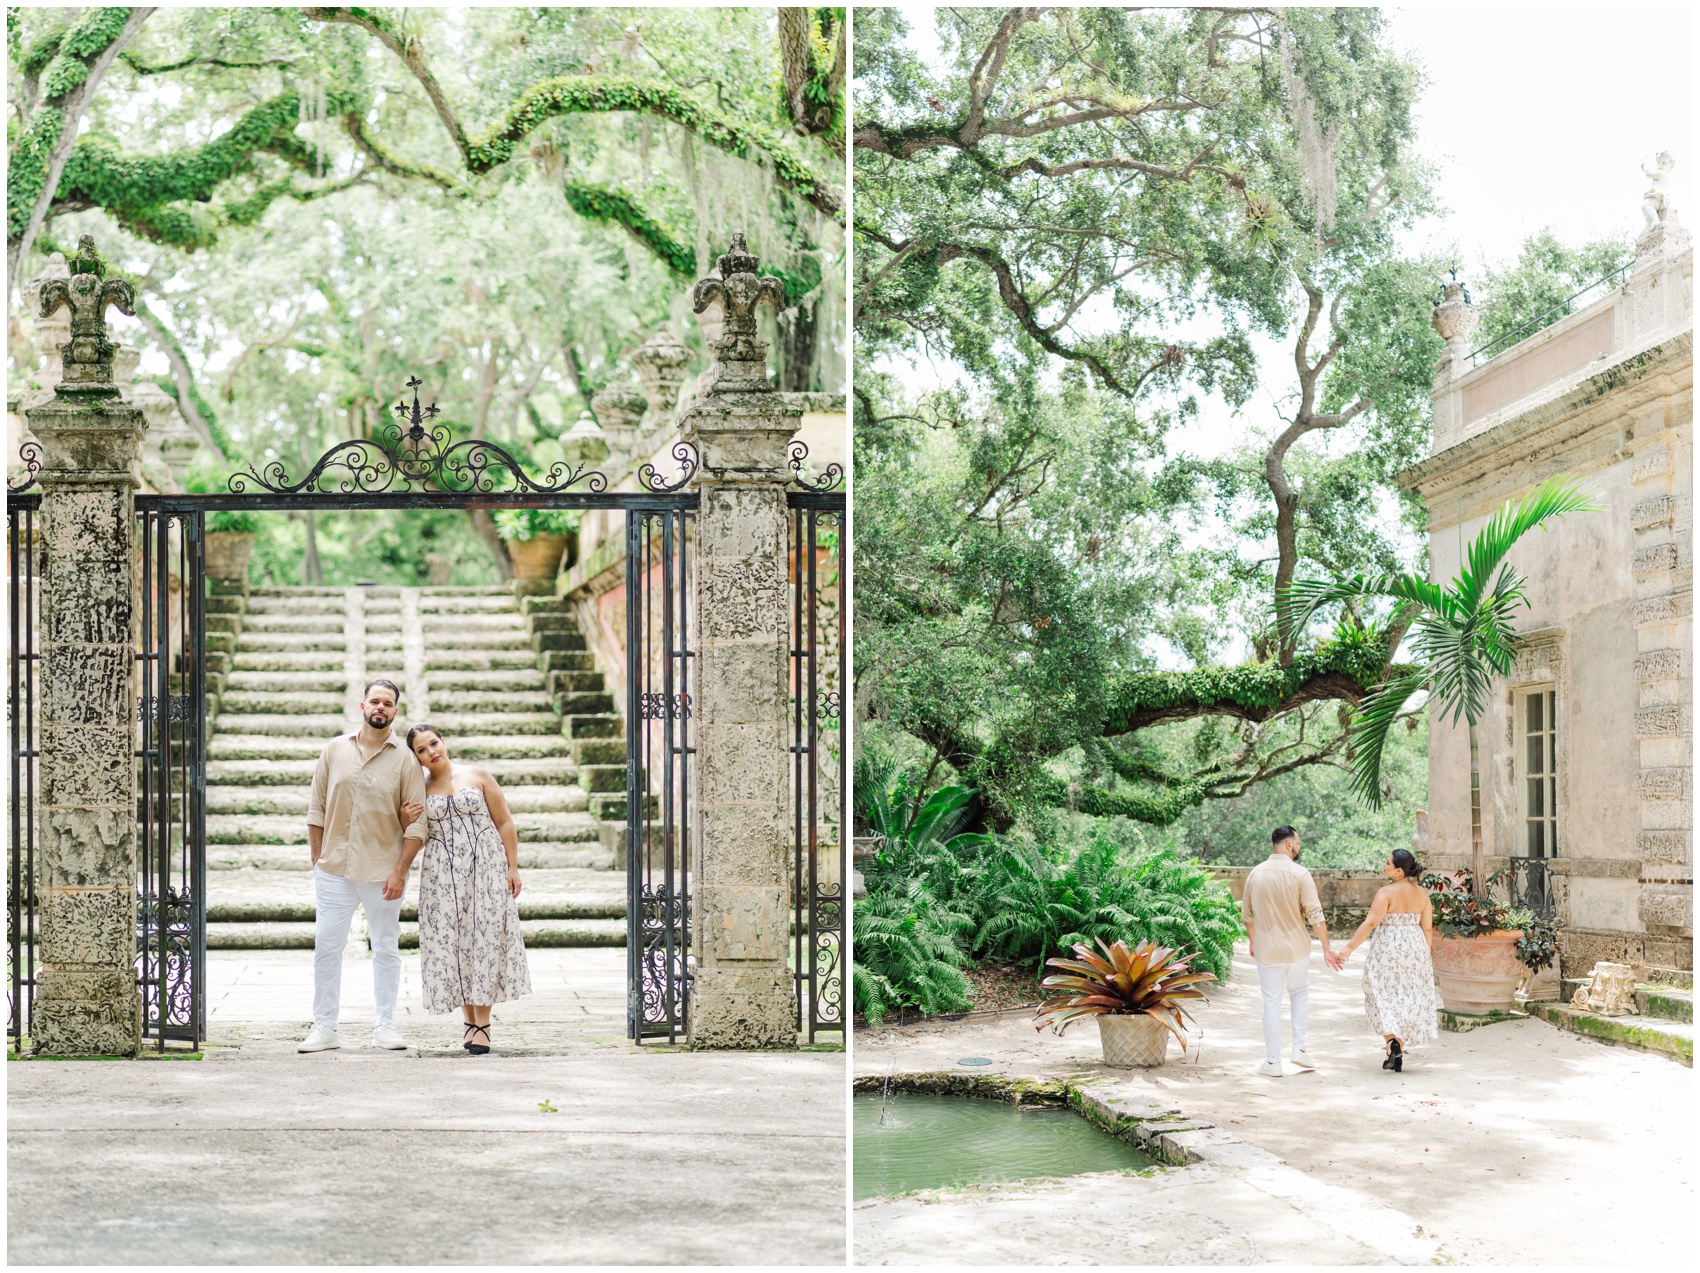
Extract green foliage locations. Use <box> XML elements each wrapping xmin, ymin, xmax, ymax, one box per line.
<box><xmin>561</xmin><ymin>181</ymin><xmax>694</xmax><ymax>278</ymax></box>
<box><xmin>7</xmin><ymin>106</ymin><xmax>65</xmax><ymax>242</ymax></box>
<box><xmin>1473</xmin><ymin>229</ymin><xmax>1635</xmax><ymax>354</ymax></box>
<box><xmin>1424</xmin><ymin>869</ymin><xmax>1556</xmax><ymax>971</ymax></box>
<box><xmin>852</xmin><ymin>877</ymin><xmax>975</xmax><ymax>1027</ymax></box>
<box><xmin>491</xmin><ymin>508</ymin><xmax>580</xmax><ymax>542</ymax></box>
<box><xmin>38</xmin><ymin>8</ymin><xmax>133</xmax><ymax>100</ymax></box>
<box><xmin>1034</xmin><ymin>937</ymin><xmax>1214</xmax><ymax>1046</ymax></box>
<box><xmin>1283</xmin><ymin>475</ymin><xmax>1602</xmax><ymax>806</ymax></box>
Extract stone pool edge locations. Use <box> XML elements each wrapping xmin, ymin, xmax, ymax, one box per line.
<box><xmin>853</xmin><ymin>1071</ymin><xmax>1445</xmax><ymax>1266</ymax></box>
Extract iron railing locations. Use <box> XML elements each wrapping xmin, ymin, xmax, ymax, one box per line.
<box><xmin>7</xmin><ymin>493</ymin><xmax>40</xmax><ymax>1049</ymax></box>
<box><xmin>1508</xmin><ymin>856</ymin><xmax>1556</xmax><ymax>919</ymax></box>
<box><xmin>1469</xmin><ymin>263</ymin><xmax>1632</xmax><ymax>367</ymax></box>
<box><xmin>789</xmin><ymin>491</ymin><xmax>846</xmax><ymax>1041</ymax></box>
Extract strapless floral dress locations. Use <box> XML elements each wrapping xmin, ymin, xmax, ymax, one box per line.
<box><xmin>1362</xmin><ymin>912</ymin><xmax>1438</xmax><ymax>1045</ymax></box>
<box><xmin>417</xmin><ymin>785</ymin><xmax>531</xmax><ymax>1012</ymax></box>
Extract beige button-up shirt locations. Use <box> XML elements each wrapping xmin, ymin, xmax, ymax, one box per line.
<box><xmin>1242</xmin><ymin>853</ymin><xmax>1325</xmax><ymax>966</ymax></box>
<box><xmin>306</xmin><ymin>732</ymin><xmax>428</xmax><ymax>882</ymax></box>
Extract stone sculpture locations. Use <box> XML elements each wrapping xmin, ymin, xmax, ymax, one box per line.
<box><xmin>1571</xmin><ymin>961</ymin><xmax>1638</xmax><ymax>1016</ymax></box>
<box><xmin>37</xmin><ymin>235</ymin><xmax>136</xmax><ymax>390</ymax></box>
<box><xmin>1641</xmin><ymin>151</ymin><xmax>1678</xmax><ymax>229</ymax></box>
<box><xmin>691</xmin><ymin>233</ymin><xmax>788</xmax><ymax>393</ymax></box>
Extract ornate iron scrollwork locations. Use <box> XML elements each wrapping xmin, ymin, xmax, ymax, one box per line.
<box><xmin>635</xmin><ymin>441</ymin><xmax>699</xmax><ymax>493</ymax></box>
<box><xmin>228</xmin><ymin>377</ymin><xmax>611</xmax><ymax>495</ymax></box>
<box><xmin>7</xmin><ymin>441</ymin><xmax>42</xmax><ymax>493</ymax></box>
<box><xmin>787</xmin><ymin>439</ymin><xmax>844</xmax><ymax>492</ymax></box>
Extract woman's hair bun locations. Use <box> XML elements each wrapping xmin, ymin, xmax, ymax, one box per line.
<box><xmin>1390</xmin><ymin>847</ymin><xmax>1422</xmax><ymax>879</ymax></box>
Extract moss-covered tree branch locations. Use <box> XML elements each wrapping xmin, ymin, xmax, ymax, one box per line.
<box><xmin>561</xmin><ymin>182</ymin><xmax>694</xmax><ymax>279</ymax></box>
<box><xmin>8</xmin><ymin>6</ymin><xmax>155</xmax><ymax>294</ymax></box>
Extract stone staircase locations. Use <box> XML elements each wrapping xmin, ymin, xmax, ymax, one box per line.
<box><xmin>1533</xmin><ymin>968</ymin><xmax>1694</xmax><ymax>1066</ymax></box>
<box><xmin>203</xmin><ymin>585</ymin><xmax>630</xmax><ymax>950</ymax></box>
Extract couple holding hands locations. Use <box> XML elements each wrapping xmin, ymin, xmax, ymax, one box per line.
<box><xmin>1243</xmin><ymin>825</ymin><xmax>1438</xmax><ymax>1075</ymax></box>
<box><xmin>297</xmin><ymin>679</ymin><xmax>532</xmax><ymax>1056</ymax></box>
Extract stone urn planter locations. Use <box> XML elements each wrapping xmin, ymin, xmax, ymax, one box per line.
<box><xmin>1096</xmin><ymin>1012</ymin><xmax>1172</xmax><ymax>1068</ymax></box>
<box><xmin>204</xmin><ymin>531</ymin><xmax>257</xmax><ymax>584</ymax></box>
<box><xmin>506</xmin><ymin>533</ymin><xmax>571</xmax><ymax>581</ymax></box>
<box><xmin>1431</xmin><ymin>931</ymin><xmax>1525</xmax><ymax>1014</ymax></box>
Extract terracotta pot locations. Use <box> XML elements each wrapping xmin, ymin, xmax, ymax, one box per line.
<box><xmin>1431</xmin><ymin>930</ymin><xmax>1525</xmax><ymax>1014</ymax></box>
<box><xmin>1096</xmin><ymin>1012</ymin><xmax>1171</xmax><ymax>1068</ymax></box>
<box><xmin>204</xmin><ymin>531</ymin><xmax>256</xmax><ymax>583</ymax></box>
<box><xmin>506</xmin><ymin>533</ymin><xmax>570</xmax><ymax>581</ymax></box>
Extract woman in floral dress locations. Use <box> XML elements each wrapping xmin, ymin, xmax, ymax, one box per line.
<box><xmin>1336</xmin><ymin>848</ymin><xmax>1438</xmax><ymax>1071</ymax></box>
<box><xmin>403</xmin><ymin>724</ymin><xmax>532</xmax><ymax>1053</ymax></box>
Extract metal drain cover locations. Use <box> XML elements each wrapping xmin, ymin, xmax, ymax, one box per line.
<box><xmin>958</xmin><ymin>1057</ymin><xmax>993</xmax><ymax>1066</ymax></box>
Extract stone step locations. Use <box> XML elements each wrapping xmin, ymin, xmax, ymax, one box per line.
<box><xmin>208</xmin><ymin>841</ymin><xmax>615</xmax><ymax>871</ymax></box>
<box><xmin>233</xmin><ymin>652</ymin><xmax>348</xmax><ymax>673</ymax></box>
<box><xmin>417</xmin><ymin>590</ymin><xmax>519</xmax><ymax>607</ymax></box>
<box><xmin>207</xmin><ymin>809</ymin><xmax>597</xmax><ymax>845</ymax></box>
<box><xmin>206</xmin><ymin>917</ymin><xmax>625</xmax><ymax>949</ymax></box>
<box><xmin>225</xmin><ymin>672</ymin><xmax>347</xmax><ymax>693</ymax></box>
<box><xmin>424</xmin><ymin>651</ymin><xmax>541</xmax><ymax>672</ymax></box>
<box><xmin>420</xmin><ymin>711</ymin><xmax>562</xmax><ymax>736</ymax></box>
<box><xmin>1529</xmin><ymin>1001</ymin><xmax>1693</xmax><ymax>1066</ymax></box>
<box><xmin>204</xmin><ymin>784</ymin><xmax>588</xmax><ymax>817</ymax></box>
<box><xmin>420</xmin><ymin>614</ymin><xmax>527</xmax><ymax>631</ymax></box>
<box><xmin>245</xmin><ymin>596</ymin><xmax>347</xmax><ymax>613</ymax></box>
<box><xmin>1645</xmin><ymin>966</ymin><xmax>1694</xmax><ymax>991</ymax></box>
<box><xmin>427</xmin><ymin>690</ymin><xmax>557</xmax><ymax>714</ymax></box>
<box><xmin>243</xmin><ymin>616</ymin><xmax>347</xmax><ymax>634</ymax></box>
<box><xmin>425</xmin><ymin>670</ymin><xmax>547</xmax><ymax>693</ymax></box>
<box><xmin>249</xmin><ymin>586</ymin><xmax>347</xmax><ymax>598</ymax></box>
<box><xmin>419</xmin><ymin>632</ymin><xmax>533</xmax><ymax>652</ymax></box>
<box><xmin>236</xmin><ymin>633</ymin><xmax>347</xmax><ymax>651</ymax></box>
<box><xmin>1637</xmin><ymin>985</ymin><xmax>1694</xmax><ymax>1023</ymax></box>
<box><xmin>218</xmin><ymin>691</ymin><xmax>347</xmax><ymax>716</ymax></box>
<box><xmin>208</xmin><ymin>733</ymin><xmax>572</xmax><ymax>762</ymax></box>
<box><xmin>213</xmin><ymin>713</ymin><xmax>350</xmax><ymax>737</ymax></box>
<box><xmin>206</xmin><ymin>757</ymin><xmax>579</xmax><ymax>787</ymax></box>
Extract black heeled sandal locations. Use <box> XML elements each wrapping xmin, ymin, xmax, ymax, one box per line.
<box><xmin>463</xmin><ymin>1023</ymin><xmax>491</xmax><ymax>1055</ymax></box>
<box><xmin>1382</xmin><ymin>1038</ymin><xmax>1403</xmax><ymax>1072</ymax></box>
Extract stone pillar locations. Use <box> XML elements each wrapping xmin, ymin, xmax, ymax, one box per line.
<box><xmin>680</xmin><ymin>236</ymin><xmax>804</xmax><ymax>1049</ymax></box>
<box><xmin>23</xmin><ymin>235</ymin><xmax>147</xmax><ymax>1056</ymax></box>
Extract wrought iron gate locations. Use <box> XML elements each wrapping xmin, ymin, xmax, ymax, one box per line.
<box><xmin>790</xmin><ymin>490</ymin><xmax>846</xmax><ymax>1040</ymax></box>
<box><xmin>7</xmin><ymin>489</ymin><xmax>40</xmax><ymax>1049</ymax></box>
<box><xmin>626</xmin><ymin>503</ymin><xmax>695</xmax><ymax>1042</ymax></box>
<box><xmin>135</xmin><ymin>504</ymin><xmax>208</xmax><ymax>1046</ymax></box>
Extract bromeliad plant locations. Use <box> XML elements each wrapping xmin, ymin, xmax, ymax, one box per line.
<box><xmin>1033</xmin><ymin>938</ymin><xmax>1215</xmax><ymax>1050</ymax></box>
<box><xmin>1282</xmin><ymin>475</ymin><xmax>1601</xmax><ymax>895</ymax></box>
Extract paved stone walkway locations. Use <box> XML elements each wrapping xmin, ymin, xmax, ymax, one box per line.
<box><xmin>9</xmin><ymin>949</ymin><xmax>846</xmax><ymax>1265</ymax></box>
<box><xmin>855</xmin><ymin>941</ymin><xmax>1691</xmax><ymax>1266</ymax></box>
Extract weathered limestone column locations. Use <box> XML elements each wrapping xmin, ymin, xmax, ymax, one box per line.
<box><xmin>680</xmin><ymin>236</ymin><xmax>805</xmax><ymax>1049</ymax></box>
<box><xmin>23</xmin><ymin>235</ymin><xmax>147</xmax><ymax>1055</ymax></box>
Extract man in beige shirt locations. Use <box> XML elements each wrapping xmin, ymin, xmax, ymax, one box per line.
<box><xmin>1242</xmin><ymin>824</ymin><xmax>1342</xmax><ymax>1076</ymax></box>
<box><xmin>298</xmin><ymin>679</ymin><xmax>427</xmax><ymax>1053</ymax></box>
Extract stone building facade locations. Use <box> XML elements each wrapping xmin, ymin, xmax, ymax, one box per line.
<box><xmin>1402</xmin><ymin>207</ymin><xmax>1693</xmax><ymax>980</ymax></box>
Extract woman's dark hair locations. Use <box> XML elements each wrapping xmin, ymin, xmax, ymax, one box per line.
<box><xmin>1390</xmin><ymin>848</ymin><xmax>1422</xmax><ymax>879</ymax></box>
<box><xmin>406</xmin><ymin>723</ymin><xmax>443</xmax><ymax>751</ymax></box>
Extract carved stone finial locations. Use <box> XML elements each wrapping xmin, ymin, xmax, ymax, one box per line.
<box><xmin>1641</xmin><ymin>150</ymin><xmax>1678</xmax><ymax>230</ymax></box>
<box><xmin>36</xmin><ymin>235</ymin><xmax>135</xmax><ymax>395</ymax></box>
<box><xmin>1431</xmin><ymin>269</ymin><xmax>1478</xmax><ymax>386</ymax></box>
<box><xmin>691</xmin><ymin>233</ymin><xmax>788</xmax><ymax>392</ymax></box>
<box><xmin>630</xmin><ymin>330</ymin><xmax>693</xmax><ymax>419</ymax></box>
<box><xmin>590</xmin><ymin>380</ymin><xmax>648</xmax><ymax>459</ymax></box>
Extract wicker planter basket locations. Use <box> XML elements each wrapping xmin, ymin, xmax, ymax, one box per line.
<box><xmin>506</xmin><ymin>533</ymin><xmax>571</xmax><ymax>581</ymax></box>
<box><xmin>1096</xmin><ymin>1012</ymin><xmax>1172</xmax><ymax>1068</ymax></box>
<box><xmin>1432</xmin><ymin>930</ymin><xmax>1525</xmax><ymax>1014</ymax></box>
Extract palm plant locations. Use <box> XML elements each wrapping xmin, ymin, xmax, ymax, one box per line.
<box><xmin>1282</xmin><ymin>474</ymin><xmax>1600</xmax><ymax>894</ymax></box>
<box><xmin>1033</xmin><ymin>938</ymin><xmax>1216</xmax><ymax>1049</ymax></box>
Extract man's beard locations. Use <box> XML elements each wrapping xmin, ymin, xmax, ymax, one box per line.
<box><xmin>1291</xmin><ymin>848</ymin><xmax>1302</xmax><ymax>863</ymax></box>
<box><xmin>364</xmin><ymin>711</ymin><xmax>392</xmax><ymax>729</ymax></box>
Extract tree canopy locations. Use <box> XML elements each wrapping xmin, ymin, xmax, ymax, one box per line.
<box><xmin>854</xmin><ymin>7</ymin><xmax>1445</xmax><ymax>835</ymax></box>
<box><xmin>8</xmin><ymin>6</ymin><xmax>847</xmax><ymax>577</ymax></box>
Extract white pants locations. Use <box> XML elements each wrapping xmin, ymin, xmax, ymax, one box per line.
<box><xmin>1257</xmin><ymin>957</ymin><xmax>1310</xmax><ymax>1064</ymax></box>
<box><xmin>313</xmin><ymin>867</ymin><xmax>403</xmax><ymax>1030</ymax></box>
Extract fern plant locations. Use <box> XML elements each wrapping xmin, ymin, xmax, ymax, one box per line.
<box><xmin>852</xmin><ymin>876</ymin><xmax>974</xmax><ymax>1026</ymax></box>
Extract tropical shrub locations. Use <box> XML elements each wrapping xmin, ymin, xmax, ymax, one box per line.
<box><xmin>1034</xmin><ymin>938</ymin><xmax>1215</xmax><ymax>1048</ymax></box>
<box><xmin>852</xmin><ymin>876</ymin><xmax>974</xmax><ymax>1026</ymax></box>
<box><xmin>492</xmin><ymin>508</ymin><xmax>580</xmax><ymax>541</ymax></box>
<box><xmin>971</xmin><ymin>834</ymin><xmax>1244</xmax><ymax>981</ymax></box>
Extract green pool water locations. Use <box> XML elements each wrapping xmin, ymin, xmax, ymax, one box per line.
<box><xmin>854</xmin><ymin>1092</ymin><xmax>1156</xmax><ymax>1200</ymax></box>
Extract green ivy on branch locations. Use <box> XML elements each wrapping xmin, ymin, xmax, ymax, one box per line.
<box><xmin>561</xmin><ymin>182</ymin><xmax>695</xmax><ymax>279</ymax></box>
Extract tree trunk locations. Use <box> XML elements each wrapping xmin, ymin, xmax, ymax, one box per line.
<box><xmin>301</xmin><ymin>511</ymin><xmax>324</xmax><ymax>586</ymax></box>
<box><xmin>1468</xmin><ymin>718</ymin><xmax>1486</xmax><ymax>897</ymax></box>
<box><xmin>468</xmin><ymin>509</ymin><xmax>514</xmax><ymax>580</ymax></box>
<box><xmin>777</xmin><ymin>9</ymin><xmax>814</xmax><ymax>133</ymax></box>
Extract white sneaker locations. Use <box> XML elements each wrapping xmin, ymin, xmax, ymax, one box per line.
<box><xmin>1290</xmin><ymin>1050</ymin><xmax>1317</xmax><ymax>1069</ymax></box>
<box><xmin>1255</xmin><ymin>1059</ymin><xmax>1284</xmax><ymax>1077</ymax></box>
<box><xmin>371</xmin><ymin>1025</ymin><xmax>408</xmax><ymax>1050</ymax></box>
<box><xmin>298</xmin><ymin>1025</ymin><xmax>340</xmax><ymax>1053</ymax></box>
